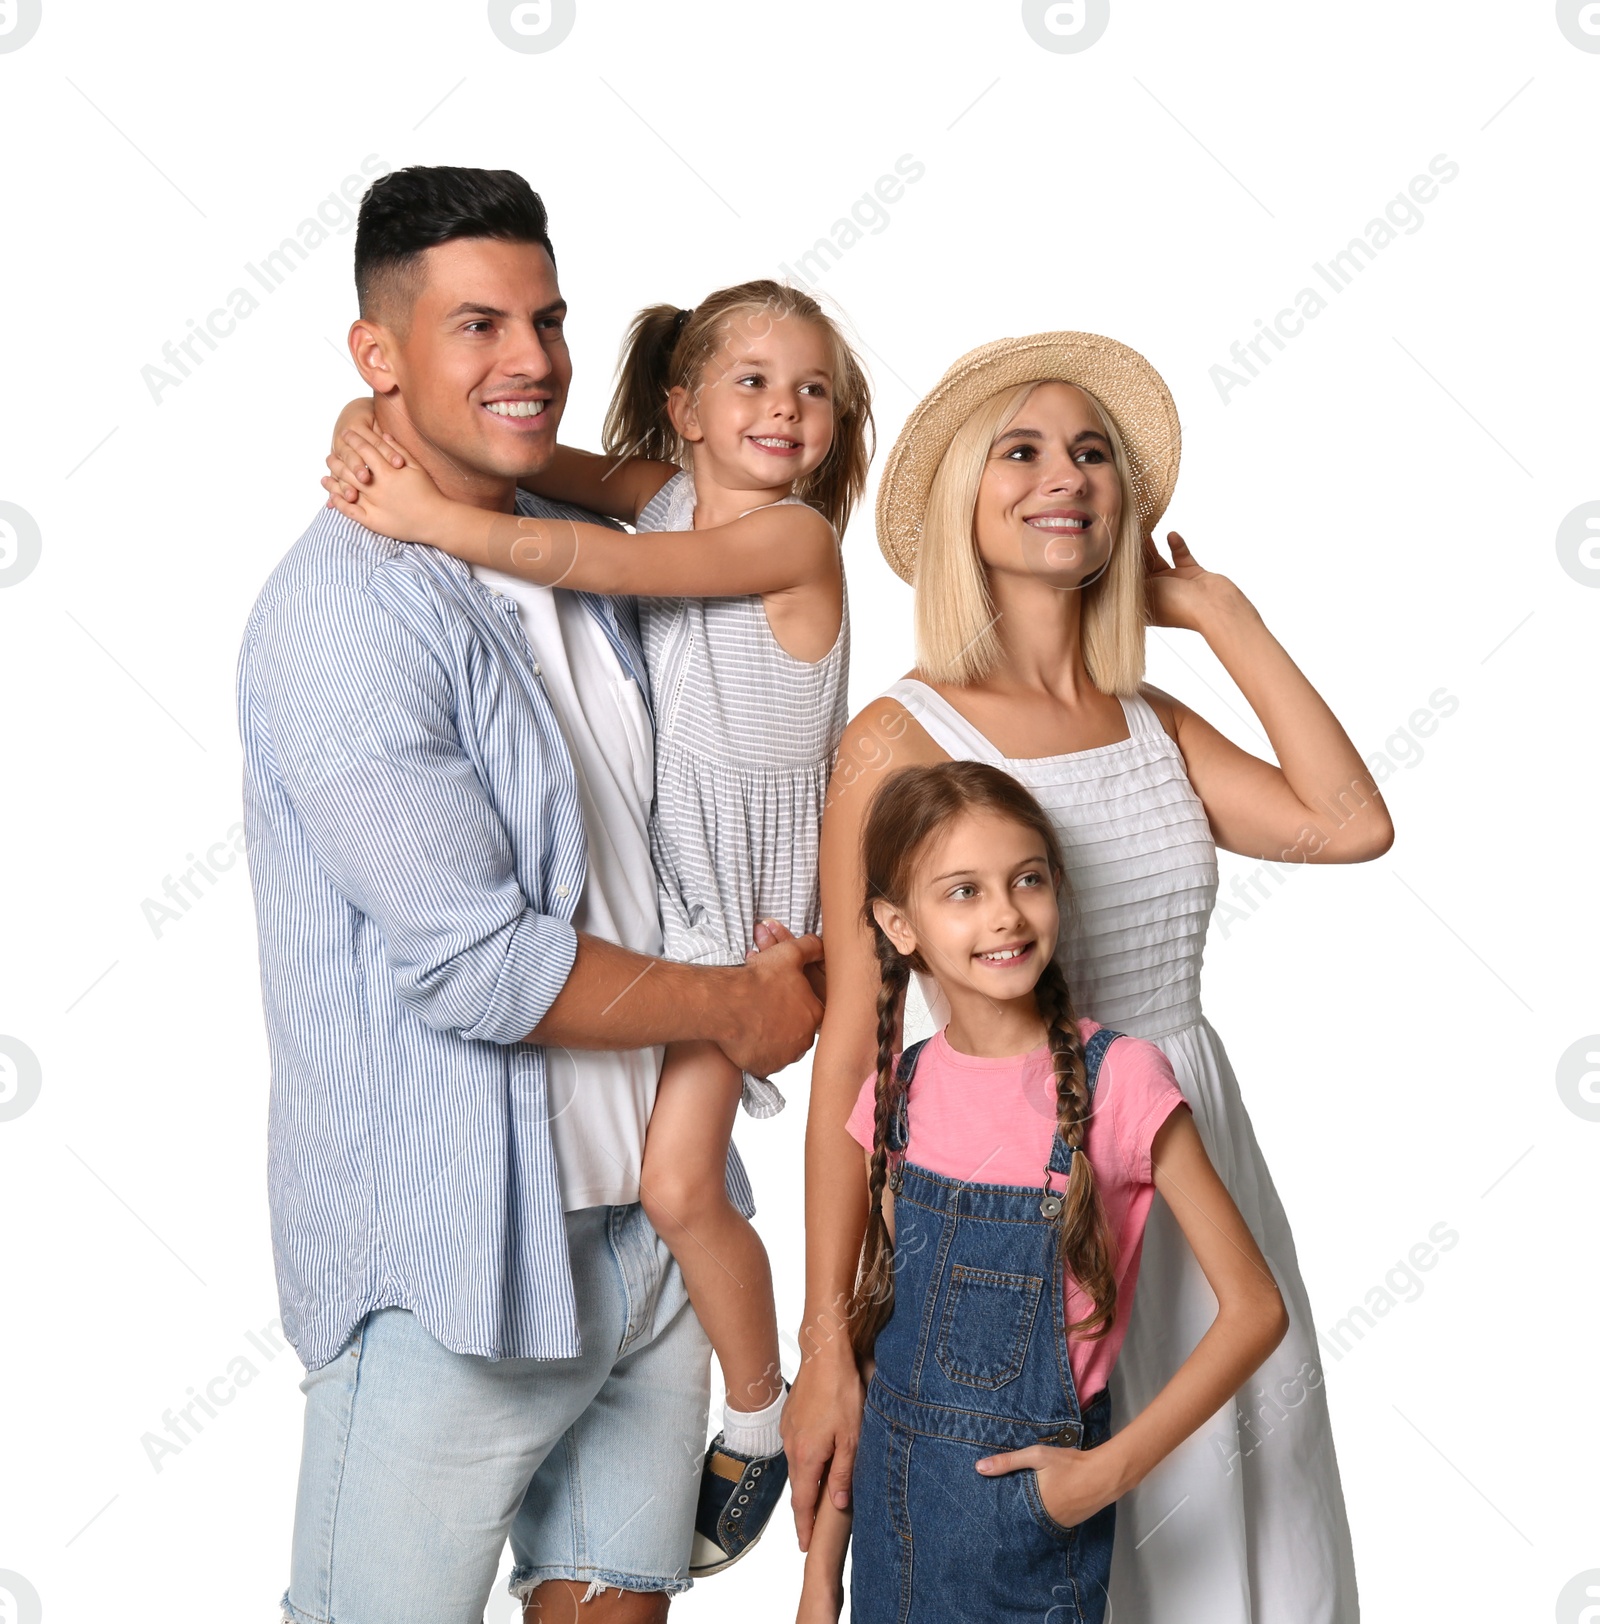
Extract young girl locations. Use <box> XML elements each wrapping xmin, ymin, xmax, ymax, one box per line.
<box><xmin>797</xmin><ymin>761</ymin><xmax>1288</xmax><ymax>1624</ymax></box>
<box><xmin>322</xmin><ymin>279</ymin><xmax>872</xmax><ymax>1574</ymax></box>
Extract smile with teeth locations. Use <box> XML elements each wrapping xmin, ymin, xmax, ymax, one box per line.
<box><xmin>484</xmin><ymin>400</ymin><xmax>548</xmax><ymax>418</ymax></box>
<box><xmin>1026</xmin><ymin>515</ymin><xmax>1091</xmax><ymax>530</ymax></box>
<box><xmin>748</xmin><ymin>435</ymin><xmax>800</xmax><ymax>450</ymax></box>
<box><xmin>977</xmin><ymin>943</ymin><xmax>1033</xmax><ymax>964</ymax></box>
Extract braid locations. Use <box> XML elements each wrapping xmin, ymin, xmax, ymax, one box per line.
<box><xmin>847</xmin><ymin>926</ymin><xmax>911</xmax><ymax>1363</ymax></box>
<box><xmin>1036</xmin><ymin>959</ymin><xmax>1118</xmax><ymax>1341</ymax></box>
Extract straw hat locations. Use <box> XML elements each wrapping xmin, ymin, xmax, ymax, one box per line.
<box><xmin>875</xmin><ymin>332</ymin><xmax>1181</xmax><ymax>584</ymax></box>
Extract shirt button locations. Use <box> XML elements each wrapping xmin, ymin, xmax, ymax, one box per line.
<box><xmin>491</xmin><ymin>588</ymin><xmax>504</xmax><ymax>598</ymax></box>
<box><xmin>532</xmin><ymin>663</ymin><xmax>542</xmax><ymax>676</ymax></box>
<box><xmin>554</xmin><ymin>884</ymin><xmax>570</xmax><ymax>898</ymax></box>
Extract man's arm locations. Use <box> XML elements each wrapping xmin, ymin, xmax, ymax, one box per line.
<box><xmin>529</xmin><ymin>933</ymin><xmax>822</xmax><ymax>1078</ymax></box>
<box><xmin>253</xmin><ymin>575</ymin><xmax>821</xmax><ymax>1070</ymax></box>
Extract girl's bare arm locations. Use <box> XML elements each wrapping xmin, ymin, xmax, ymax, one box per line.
<box><xmin>795</xmin><ymin>1495</ymin><xmax>853</xmax><ymax>1623</ymax></box>
<box><xmin>324</xmin><ymin>425</ymin><xmax>838</xmax><ymax>600</ymax></box>
<box><xmin>326</xmin><ymin>397</ymin><xmax>675</xmax><ymax>526</ymax></box>
<box><xmin>1096</xmin><ymin>1109</ymin><xmax>1287</xmax><ymax>1490</ymax></box>
<box><xmin>517</xmin><ymin>443</ymin><xmax>677</xmax><ymax>525</ymax></box>
<box><xmin>976</xmin><ymin>1108</ymin><xmax>1288</xmax><ymax>1525</ymax></box>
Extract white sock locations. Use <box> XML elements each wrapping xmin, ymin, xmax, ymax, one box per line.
<box><xmin>722</xmin><ymin>1385</ymin><xmax>786</xmax><ymax>1459</ymax></box>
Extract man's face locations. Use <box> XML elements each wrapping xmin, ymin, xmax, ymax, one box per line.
<box><xmin>371</xmin><ymin>237</ymin><xmax>571</xmax><ymax>489</ymax></box>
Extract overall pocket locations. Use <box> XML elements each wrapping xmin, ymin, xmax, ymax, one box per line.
<box><xmin>934</xmin><ymin>1264</ymin><xmax>1043</xmax><ymax>1390</ymax></box>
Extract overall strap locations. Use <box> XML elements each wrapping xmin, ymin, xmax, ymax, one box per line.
<box><xmin>887</xmin><ymin>1037</ymin><xmax>932</xmax><ymax>1154</ymax></box>
<box><xmin>1045</xmin><ymin>1028</ymin><xmax>1123</xmax><ymax>1178</ymax></box>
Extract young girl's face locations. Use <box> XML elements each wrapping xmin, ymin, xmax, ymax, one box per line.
<box><xmin>668</xmin><ymin>309</ymin><xmax>837</xmax><ymax>492</ymax></box>
<box><xmin>874</xmin><ymin>809</ymin><xmax>1061</xmax><ymax>1009</ymax></box>
<box><xmin>972</xmin><ymin>382</ymin><xmax>1124</xmax><ymax>589</ymax></box>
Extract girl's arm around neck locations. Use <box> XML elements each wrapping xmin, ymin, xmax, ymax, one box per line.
<box><xmin>517</xmin><ymin>444</ymin><xmax>677</xmax><ymax>526</ymax></box>
<box><xmin>325</xmin><ymin>424</ymin><xmax>840</xmax><ymax>600</ymax></box>
<box><xmin>325</xmin><ymin>400</ymin><xmax>673</xmax><ymax>526</ymax></box>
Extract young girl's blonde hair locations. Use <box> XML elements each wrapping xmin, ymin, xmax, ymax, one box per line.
<box><xmin>914</xmin><ymin>381</ymin><xmax>1148</xmax><ymax>693</ymax></box>
<box><xmin>847</xmin><ymin>760</ymin><xmax>1119</xmax><ymax>1364</ymax></box>
<box><xmin>602</xmin><ymin>279</ymin><xmax>874</xmax><ymax>535</ymax></box>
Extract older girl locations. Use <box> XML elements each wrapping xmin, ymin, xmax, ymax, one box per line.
<box><xmin>795</xmin><ymin>760</ymin><xmax>1285</xmax><ymax>1622</ymax></box>
<box><xmin>786</xmin><ymin>333</ymin><xmax>1386</xmax><ymax>1622</ymax></box>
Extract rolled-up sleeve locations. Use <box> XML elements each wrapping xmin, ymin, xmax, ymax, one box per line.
<box><xmin>251</xmin><ymin>579</ymin><xmax>576</xmax><ymax>1043</ymax></box>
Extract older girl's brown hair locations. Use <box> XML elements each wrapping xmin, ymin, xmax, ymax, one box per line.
<box><xmin>847</xmin><ymin>760</ymin><xmax>1118</xmax><ymax>1364</ymax></box>
<box><xmin>601</xmin><ymin>279</ymin><xmax>874</xmax><ymax>536</ymax></box>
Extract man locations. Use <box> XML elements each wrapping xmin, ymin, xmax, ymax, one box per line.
<box><xmin>238</xmin><ymin>165</ymin><xmax>823</xmax><ymax>1624</ymax></box>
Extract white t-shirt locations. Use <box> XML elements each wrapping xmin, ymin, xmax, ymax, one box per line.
<box><xmin>473</xmin><ymin>563</ymin><xmax>663</xmax><ymax>1210</ymax></box>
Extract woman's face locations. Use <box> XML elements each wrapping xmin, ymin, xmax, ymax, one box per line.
<box><xmin>971</xmin><ymin>382</ymin><xmax>1124</xmax><ymax>589</ymax></box>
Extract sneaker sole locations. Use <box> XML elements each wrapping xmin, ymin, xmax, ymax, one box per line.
<box><xmin>689</xmin><ymin>1519</ymin><xmax>772</xmax><ymax>1579</ymax></box>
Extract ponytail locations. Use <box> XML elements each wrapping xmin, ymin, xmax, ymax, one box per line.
<box><xmin>600</xmin><ymin>280</ymin><xmax>874</xmax><ymax>534</ymax></box>
<box><xmin>601</xmin><ymin>303</ymin><xmax>688</xmax><ymax>465</ymax></box>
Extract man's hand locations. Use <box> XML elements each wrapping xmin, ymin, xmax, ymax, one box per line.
<box><xmin>720</xmin><ymin>930</ymin><xmax>824</xmax><ymax>1077</ymax></box>
<box><xmin>751</xmin><ymin>917</ymin><xmax>827</xmax><ymax>1002</ymax></box>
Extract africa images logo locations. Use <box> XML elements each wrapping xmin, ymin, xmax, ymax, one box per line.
<box><xmin>0</xmin><ymin>502</ymin><xmax>42</xmax><ymax>588</ymax></box>
<box><xmin>0</xmin><ymin>1037</ymin><xmax>42</xmax><ymax>1123</ymax></box>
<box><xmin>1022</xmin><ymin>0</ymin><xmax>1109</xmax><ymax>53</ymax></box>
<box><xmin>1555</xmin><ymin>502</ymin><xmax>1600</xmax><ymax>588</ymax></box>
<box><xmin>488</xmin><ymin>0</ymin><xmax>576</xmax><ymax>52</ymax></box>
<box><xmin>1556</xmin><ymin>0</ymin><xmax>1600</xmax><ymax>51</ymax></box>
<box><xmin>0</xmin><ymin>0</ymin><xmax>42</xmax><ymax>52</ymax></box>
<box><xmin>0</xmin><ymin>1571</ymin><xmax>42</xmax><ymax>1624</ymax></box>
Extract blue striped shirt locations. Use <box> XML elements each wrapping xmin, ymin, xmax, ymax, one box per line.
<box><xmin>238</xmin><ymin>497</ymin><xmax>755</xmax><ymax>1372</ymax></box>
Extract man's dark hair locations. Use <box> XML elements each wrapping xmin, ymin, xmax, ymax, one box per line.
<box><xmin>354</xmin><ymin>166</ymin><xmax>556</xmax><ymax>328</ymax></box>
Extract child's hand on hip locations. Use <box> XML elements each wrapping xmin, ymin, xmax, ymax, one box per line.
<box><xmin>976</xmin><ymin>1439</ymin><xmax>1123</xmax><ymax>1530</ymax></box>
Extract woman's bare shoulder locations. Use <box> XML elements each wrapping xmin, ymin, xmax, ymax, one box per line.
<box><xmin>1135</xmin><ymin>681</ymin><xmax>1189</xmax><ymax>743</ymax></box>
<box><xmin>838</xmin><ymin>686</ymin><xmax>947</xmax><ymax>776</ymax></box>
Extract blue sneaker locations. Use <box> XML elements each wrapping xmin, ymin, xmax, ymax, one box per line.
<box><xmin>689</xmin><ymin>1433</ymin><xmax>789</xmax><ymax>1576</ymax></box>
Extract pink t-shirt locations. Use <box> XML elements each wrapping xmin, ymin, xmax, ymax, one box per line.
<box><xmin>845</xmin><ymin>1019</ymin><xmax>1188</xmax><ymax>1402</ymax></box>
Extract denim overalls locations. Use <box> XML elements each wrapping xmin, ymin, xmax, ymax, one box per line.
<box><xmin>850</xmin><ymin>1027</ymin><xmax>1123</xmax><ymax>1624</ymax></box>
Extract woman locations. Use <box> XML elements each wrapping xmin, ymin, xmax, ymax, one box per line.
<box><xmin>785</xmin><ymin>332</ymin><xmax>1388</xmax><ymax>1622</ymax></box>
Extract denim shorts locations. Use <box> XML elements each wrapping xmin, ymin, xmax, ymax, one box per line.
<box><xmin>282</xmin><ymin>1203</ymin><xmax>712</xmax><ymax>1624</ymax></box>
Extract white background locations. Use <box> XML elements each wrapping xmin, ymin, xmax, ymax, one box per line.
<box><xmin>1</xmin><ymin>1</ymin><xmax>1596</xmax><ymax>1619</ymax></box>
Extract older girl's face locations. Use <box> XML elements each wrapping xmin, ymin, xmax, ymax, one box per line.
<box><xmin>972</xmin><ymin>382</ymin><xmax>1124</xmax><ymax>589</ymax></box>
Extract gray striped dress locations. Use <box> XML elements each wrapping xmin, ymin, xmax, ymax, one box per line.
<box><xmin>635</xmin><ymin>469</ymin><xmax>850</xmax><ymax>1117</ymax></box>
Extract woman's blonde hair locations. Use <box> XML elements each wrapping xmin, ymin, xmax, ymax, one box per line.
<box><xmin>601</xmin><ymin>279</ymin><xmax>873</xmax><ymax>535</ymax></box>
<box><xmin>913</xmin><ymin>381</ymin><xmax>1148</xmax><ymax>693</ymax></box>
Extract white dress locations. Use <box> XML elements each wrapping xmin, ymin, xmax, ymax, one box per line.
<box><xmin>890</xmin><ymin>677</ymin><xmax>1360</xmax><ymax>1624</ymax></box>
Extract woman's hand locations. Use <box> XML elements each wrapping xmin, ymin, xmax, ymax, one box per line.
<box><xmin>1141</xmin><ymin>531</ymin><xmax>1249</xmax><ymax>636</ymax></box>
<box><xmin>782</xmin><ymin>1353</ymin><xmax>864</xmax><ymax>1551</ymax></box>
<box><xmin>322</xmin><ymin>426</ymin><xmax>456</xmax><ymax>546</ymax></box>
<box><xmin>975</xmin><ymin>1437</ymin><xmax>1127</xmax><ymax>1530</ymax></box>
